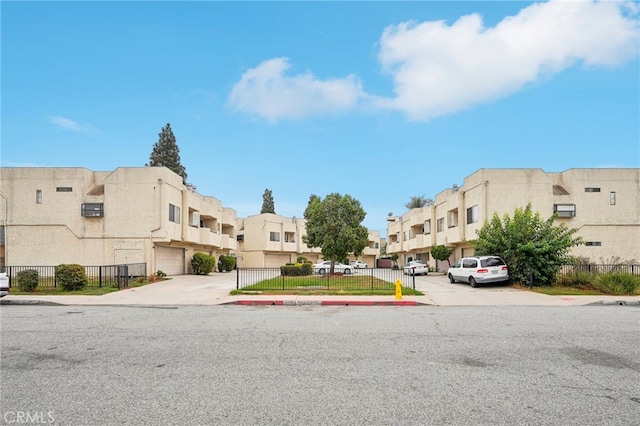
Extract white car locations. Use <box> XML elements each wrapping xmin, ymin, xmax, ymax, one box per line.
<box><xmin>447</xmin><ymin>256</ymin><xmax>509</xmax><ymax>287</ymax></box>
<box><xmin>0</xmin><ymin>272</ymin><xmax>8</xmax><ymax>297</ymax></box>
<box><xmin>349</xmin><ymin>260</ymin><xmax>368</xmax><ymax>269</ymax></box>
<box><xmin>313</xmin><ymin>261</ymin><xmax>354</xmax><ymax>275</ymax></box>
<box><xmin>403</xmin><ymin>260</ymin><xmax>429</xmax><ymax>276</ymax></box>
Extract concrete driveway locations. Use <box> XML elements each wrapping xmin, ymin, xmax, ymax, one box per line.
<box><xmin>1</xmin><ymin>270</ymin><xmax>639</xmax><ymax>306</ymax></box>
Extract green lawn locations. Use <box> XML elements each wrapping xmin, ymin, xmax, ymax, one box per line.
<box><xmin>232</xmin><ymin>275</ymin><xmax>422</xmax><ymax>296</ymax></box>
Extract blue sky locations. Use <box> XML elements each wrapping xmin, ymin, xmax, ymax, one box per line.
<box><xmin>2</xmin><ymin>1</ymin><xmax>639</xmax><ymax>235</ymax></box>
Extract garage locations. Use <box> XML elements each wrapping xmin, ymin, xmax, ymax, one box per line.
<box><xmin>155</xmin><ymin>246</ymin><xmax>185</xmax><ymax>276</ymax></box>
<box><xmin>264</xmin><ymin>254</ymin><xmax>292</xmax><ymax>267</ymax></box>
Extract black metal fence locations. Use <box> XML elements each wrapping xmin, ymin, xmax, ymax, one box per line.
<box><xmin>236</xmin><ymin>267</ymin><xmax>415</xmax><ymax>291</ymax></box>
<box><xmin>4</xmin><ymin>263</ymin><xmax>147</xmax><ymax>289</ymax></box>
<box><xmin>560</xmin><ymin>264</ymin><xmax>640</xmax><ymax>277</ymax></box>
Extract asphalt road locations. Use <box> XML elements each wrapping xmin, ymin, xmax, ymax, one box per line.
<box><xmin>1</xmin><ymin>305</ymin><xmax>639</xmax><ymax>426</ymax></box>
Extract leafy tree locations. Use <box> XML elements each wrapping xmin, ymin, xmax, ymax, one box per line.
<box><xmin>303</xmin><ymin>193</ymin><xmax>369</xmax><ymax>274</ymax></box>
<box><xmin>261</xmin><ymin>188</ymin><xmax>276</xmax><ymax>214</ymax></box>
<box><xmin>431</xmin><ymin>245</ymin><xmax>453</xmax><ymax>269</ymax></box>
<box><xmin>147</xmin><ymin>123</ymin><xmax>187</xmax><ymax>183</ymax></box>
<box><xmin>405</xmin><ymin>196</ymin><xmax>432</xmax><ymax>210</ymax></box>
<box><xmin>474</xmin><ymin>204</ymin><xmax>583</xmax><ymax>286</ymax></box>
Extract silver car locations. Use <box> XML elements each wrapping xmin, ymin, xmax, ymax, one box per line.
<box><xmin>447</xmin><ymin>256</ymin><xmax>509</xmax><ymax>287</ymax></box>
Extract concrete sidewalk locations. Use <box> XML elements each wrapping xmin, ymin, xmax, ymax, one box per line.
<box><xmin>1</xmin><ymin>272</ymin><xmax>639</xmax><ymax>307</ymax></box>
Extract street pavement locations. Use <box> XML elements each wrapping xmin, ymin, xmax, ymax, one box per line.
<box><xmin>1</xmin><ymin>271</ymin><xmax>639</xmax><ymax>307</ymax></box>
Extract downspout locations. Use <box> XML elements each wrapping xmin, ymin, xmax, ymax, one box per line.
<box><xmin>0</xmin><ymin>191</ymin><xmax>7</xmax><ymax>268</ymax></box>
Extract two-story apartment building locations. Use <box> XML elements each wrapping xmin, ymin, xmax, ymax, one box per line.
<box><xmin>235</xmin><ymin>213</ymin><xmax>381</xmax><ymax>268</ymax></box>
<box><xmin>387</xmin><ymin>168</ymin><xmax>640</xmax><ymax>270</ymax></box>
<box><xmin>0</xmin><ymin>167</ymin><xmax>238</xmax><ymax>275</ymax></box>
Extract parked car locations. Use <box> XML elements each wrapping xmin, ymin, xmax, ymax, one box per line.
<box><xmin>313</xmin><ymin>261</ymin><xmax>354</xmax><ymax>275</ymax></box>
<box><xmin>447</xmin><ymin>256</ymin><xmax>509</xmax><ymax>287</ymax></box>
<box><xmin>349</xmin><ymin>260</ymin><xmax>368</xmax><ymax>269</ymax></box>
<box><xmin>0</xmin><ymin>272</ymin><xmax>9</xmax><ymax>297</ymax></box>
<box><xmin>403</xmin><ymin>260</ymin><xmax>429</xmax><ymax>276</ymax></box>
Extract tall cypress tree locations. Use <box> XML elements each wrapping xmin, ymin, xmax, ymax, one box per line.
<box><xmin>148</xmin><ymin>123</ymin><xmax>187</xmax><ymax>183</ymax></box>
<box><xmin>261</xmin><ymin>188</ymin><xmax>276</xmax><ymax>214</ymax></box>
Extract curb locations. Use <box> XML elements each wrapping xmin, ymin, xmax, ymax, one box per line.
<box><xmin>233</xmin><ymin>300</ymin><xmax>425</xmax><ymax>306</ymax></box>
<box><xmin>0</xmin><ymin>299</ymin><xmax>66</xmax><ymax>306</ymax></box>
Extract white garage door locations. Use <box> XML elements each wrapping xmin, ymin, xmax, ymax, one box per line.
<box><xmin>264</xmin><ymin>254</ymin><xmax>291</xmax><ymax>267</ymax></box>
<box><xmin>155</xmin><ymin>246</ymin><xmax>185</xmax><ymax>276</ymax></box>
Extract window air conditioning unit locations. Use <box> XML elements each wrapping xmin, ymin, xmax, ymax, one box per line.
<box><xmin>554</xmin><ymin>204</ymin><xmax>576</xmax><ymax>218</ymax></box>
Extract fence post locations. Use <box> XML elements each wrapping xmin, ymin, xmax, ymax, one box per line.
<box><xmin>371</xmin><ymin>268</ymin><xmax>374</xmax><ymax>291</ymax></box>
<box><xmin>99</xmin><ymin>267</ymin><xmax>102</xmax><ymax>288</ymax></box>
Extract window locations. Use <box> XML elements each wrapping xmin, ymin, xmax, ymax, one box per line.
<box><xmin>81</xmin><ymin>203</ymin><xmax>104</xmax><ymax>217</ymax></box>
<box><xmin>237</xmin><ymin>234</ymin><xmax>244</xmax><ymax>242</ymax></box>
<box><xmin>448</xmin><ymin>209</ymin><xmax>458</xmax><ymax>228</ymax></box>
<box><xmin>0</xmin><ymin>226</ymin><xmax>4</xmax><ymax>244</ymax></box>
<box><xmin>466</xmin><ymin>205</ymin><xmax>478</xmax><ymax>224</ymax></box>
<box><xmin>284</xmin><ymin>232</ymin><xmax>295</xmax><ymax>243</ymax></box>
<box><xmin>375</xmin><ymin>242</ymin><xmax>379</xmax><ymax>249</ymax></box>
<box><xmin>403</xmin><ymin>232</ymin><xmax>407</xmax><ymax>241</ymax></box>
<box><xmin>585</xmin><ymin>241</ymin><xmax>602</xmax><ymax>246</ymax></box>
<box><xmin>585</xmin><ymin>187</ymin><xmax>601</xmax><ymax>193</ymax></box>
<box><xmin>424</xmin><ymin>221</ymin><xmax>431</xmax><ymax>235</ymax></box>
<box><xmin>554</xmin><ymin>204</ymin><xmax>576</xmax><ymax>218</ymax></box>
<box><xmin>610</xmin><ymin>192</ymin><xmax>616</xmax><ymax>205</ymax></box>
<box><xmin>269</xmin><ymin>232</ymin><xmax>280</xmax><ymax>242</ymax></box>
<box><xmin>56</xmin><ymin>187</ymin><xmax>72</xmax><ymax>192</ymax></box>
<box><xmin>169</xmin><ymin>204</ymin><xmax>180</xmax><ymax>223</ymax></box>
<box><xmin>437</xmin><ymin>218</ymin><xmax>444</xmax><ymax>233</ymax></box>
<box><xmin>36</xmin><ymin>190</ymin><xmax>42</xmax><ymax>204</ymax></box>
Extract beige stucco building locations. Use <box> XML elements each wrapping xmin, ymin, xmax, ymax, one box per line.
<box><xmin>235</xmin><ymin>213</ymin><xmax>381</xmax><ymax>268</ymax></box>
<box><xmin>0</xmin><ymin>167</ymin><xmax>382</xmax><ymax>273</ymax></box>
<box><xmin>387</xmin><ymin>168</ymin><xmax>640</xmax><ymax>270</ymax></box>
<box><xmin>0</xmin><ymin>167</ymin><xmax>237</xmax><ymax>275</ymax></box>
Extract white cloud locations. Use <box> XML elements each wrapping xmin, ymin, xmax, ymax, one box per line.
<box><xmin>227</xmin><ymin>57</ymin><xmax>364</xmax><ymax>122</ymax></box>
<box><xmin>48</xmin><ymin>115</ymin><xmax>99</xmax><ymax>135</ymax></box>
<box><xmin>376</xmin><ymin>0</ymin><xmax>639</xmax><ymax>120</ymax></box>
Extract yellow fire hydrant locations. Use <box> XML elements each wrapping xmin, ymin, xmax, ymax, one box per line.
<box><xmin>395</xmin><ymin>279</ymin><xmax>402</xmax><ymax>300</ymax></box>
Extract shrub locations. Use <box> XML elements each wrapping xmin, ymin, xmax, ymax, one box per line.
<box><xmin>155</xmin><ymin>270</ymin><xmax>167</xmax><ymax>278</ymax></box>
<box><xmin>16</xmin><ymin>269</ymin><xmax>39</xmax><ymax>292</ymax></box>
<box><xmin>280</xmin><ymin>263</ymin><xmax>312</xmax><ymax>276</ymax></box>
<box><xmin>218</xmin><ymin>255</ymin><xmax>237</xmax><ymax>272</ymax></box>
<box><xmin>593</xmin><ymin>272</ymin><xmax>640</xmax><ymax>295</ymax></box>
<box><xmin>55</xmin><ymin>264</ymin><xmax>88</xmax><ymax>291</ymax></box>
<box><xmin>556</xmin><ymin>270</ymin><xmax>597</xmax><ymax>288</ymax></box>
<box><xmin>191</xmin><ymin>253</ymin><xmax>215</xmax><ymax>275</ymax></box>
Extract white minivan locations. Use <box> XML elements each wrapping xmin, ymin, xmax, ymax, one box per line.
<box><xmin>447</xmin><ymin>256</ymin><xmax>509</xmax><ymax>287</ymax></box>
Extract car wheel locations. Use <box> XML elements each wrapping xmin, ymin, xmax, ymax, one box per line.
<box><xmin>318</xmin><ymin>268</ymin><xmax>326</xmax><ymax>275</ymax></box>
<box><xmin>344</xmin><ymin>268</ymin><xmax>352</xmax><ymax>275</ymax></box>
<box><xmin>448</xmin><ymin>274</ymin><xmax>455</xmax><ymax>283</ymax></box>
<box><xmin>469</xmin><ymin>276</ymin><xmax>477</xmax><ymax>288</ymax></box>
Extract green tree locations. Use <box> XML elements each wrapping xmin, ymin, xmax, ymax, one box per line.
<box><xmin>148</xmin><ymin>123</ymin><xmax>187</xmax><ymax>183</ymax></box>
<box><xmin>474</xmin><ymin>204</ymin><xmax>583</xmax><ymax>286</ymax></box>
<box><xmin>261</xmin><ymin>188</ymin><xmax>276</xmax><ymax>214</ymax></box>
<box><xmin>303</xmin><ymin>193</ymin><xmax>369</xmax><ymax>274</ymax></box>
<box><xmin>405</xmin><ymin>195</ymin><xmax>432</xmax><ymax>210</ymax></box>
<box><xmin>431</xmin><ymin>245</ymin><xmax>453</xmax><ymax>269</ymax></box>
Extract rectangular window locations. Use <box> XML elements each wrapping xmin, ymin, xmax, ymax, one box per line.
<box><xmin>0</xmin><ymin>225</ymin><xmax>4</xmax><ymax>244</ymax></box>
<box><xmin>56</xmin><ymin>187</ymin><xmax>72</xmax><ymax>192</ymax></box>
<box><xmin>169</xmin><ymin>204</ymin><xmax>180</xmax><ymax>223</ymax></box>
<box><xmin>269</xmin><ymin>232</ymin><xmax>280</xmax><ymax>242</ymax></box>
<box><xmin>403</xmin><ymin>232</ymin><xmax>407</xmax><ymax>241</ymax></box>
<box><xmin>610</xmin><ymin>192</ymin><xmax>616</xmax><ymax>205</ymax></box>
<box><xmin>375</xmin><ymin>242</ymin><xmax>379</xmax><ymax>249</ymax></box>
<box><xmin>284</xmin><ymin>232</ymin><xmax>295</xmax><ymax>243</ymax></box>
<box><xmin>448</xmin><ymin>210</ymin><xmax>458</xmax><ymax>228</ymax></box>
<box><xmin>466</xmin><ymin>205</ymin><xmax>478</xmax><ymax>224</ymax></box>
<box><xmin>424</xmin><ymin>220</ymin><xmax>431</xmax><ymax>235</ymax></box>
<box><xmin>554</xmin><ymin>204</ymin><xmax>576</xmax><ymax>218</ymax></box>
<box><xmin>585</xmin><ymin>187</ymin><xmax>601</xmax><ymax>192</ymax></box>
<box><xmin>81</xmin><ymin>203</ymin><xmax>104</xmax><ymax>217</ymax></box>
<box><xmin>437</xmin><ymin>218</ymin><xmax>444</xmax><ymax>233</ymax></box>
<box><xmin>585</xmin><ymin>241</ymin><xmax>602</xmax><ymax>246</ymax></box>
<box><xmin>36</xmin><ymin>190</ymin><xmax>42</xmax><ymax>204</ymax></box>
